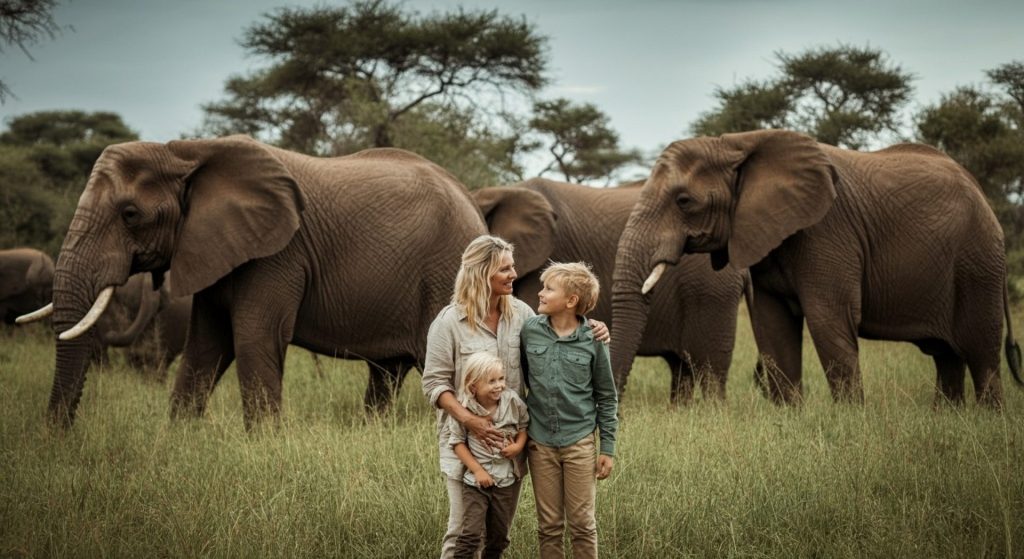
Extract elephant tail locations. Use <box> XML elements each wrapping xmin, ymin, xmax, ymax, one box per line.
<box><xmin>1003</xmin><ymin>282</ymin><xmax>1023</xmax><ymax>386</ymax></box>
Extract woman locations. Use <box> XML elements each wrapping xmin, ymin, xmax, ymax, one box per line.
<box><xmin>422</xmin><ymin>235</ymin><xmax>609</xmax><ymax>558</ymax></box>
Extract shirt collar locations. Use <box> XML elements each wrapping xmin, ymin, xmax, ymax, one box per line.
<box><xmin>537</xmin><ymin>314</ymin><xmax>593</xmax><ymax>341</ymax></box>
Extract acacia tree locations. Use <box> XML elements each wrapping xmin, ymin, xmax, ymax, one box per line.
<box><xmin>200</xmin><ymin>1</ymin><xmax>546</xmax><ymax>159</ymax></box>
<box><xmin>692</xmin><ymin>44</ymin><xmax>914</xmax><ymax>149</ymax></box>
<box><xmin>0</xmin><ymin>0</ymin><xmax>62</xmax><ymax>101</ymax></box>
<box><xmin>530</xmin><ymin>98</ymin><xmax>642</xmax><ymax>185</ymax></box>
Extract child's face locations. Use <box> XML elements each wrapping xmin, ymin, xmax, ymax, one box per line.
<box><xmin>538</xmin><ymin>277</ymin><xmax>577</xmax><ymax>316</ymax></box>
<box><xmin>471</xmin><ymin>368</ymin><xmax>506</xmax><ymax>405</ymax></box>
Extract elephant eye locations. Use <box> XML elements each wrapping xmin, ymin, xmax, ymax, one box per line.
<box><xmin>121</xmin><ymin>204</ymin><xmax>142</xmax><ymax>227</ymax></box>
<box><xmin>675</xmin><ymin>192</ymin><xmax>693</xmax><ymax>209</ymax></box>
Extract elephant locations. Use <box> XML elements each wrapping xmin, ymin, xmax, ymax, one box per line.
<box><xmin>20</xmin><ymin>135</ymin><xmax>485</xmax><ymax>428</ymax></box>
<box><xmin>473</xmin><ymin>178</ymin><xmax>747</xmax><ymax>404</ymax></box>
<box><xmin>1</xmin><ymin>248</ymin><xmax>54</xmax><ymax>325</ymax></box>
<box><xmin>95</xmin><ymin>272</ymin><xmax>192</xmax><ymax>380</ymax></box>
<box><xmin>611</xmin><ymin>128</ymin><xmax>1022</xmax><ymax>407</ymax></box>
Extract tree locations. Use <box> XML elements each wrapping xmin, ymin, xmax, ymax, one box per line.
<box><xmin>691</xmin><ymin>44</ymin><xmax>914</xmax><ymax>149</ymax></box>
<box><xmin>530</xmin><ymin>98</ymin><xmax>643</xmax><ymax>185</ymax></box>
<box><xmin>199</xmin><ymin>0</ymin><xmax>547</xmax><ymax>162</ymax></box>
<box><xmin>0</xmin><ymin>0</ymin><xmax>63</xmax><ymax>101</ymax></box>
<box><xmin>0</xmin><ymin>111</ymin><xmax>138</xmax><ymax>254</ymax></box>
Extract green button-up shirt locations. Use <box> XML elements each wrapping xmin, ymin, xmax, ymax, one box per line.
<box><xmin>520</xmin><ymin>314</ymin><xmax>618</xmax><ymax>456</ymax></box>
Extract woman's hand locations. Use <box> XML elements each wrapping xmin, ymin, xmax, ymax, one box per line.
<box><xmin>589</xmin><ymin>319</ymin><xmax>611</xmax><ymax>344</ymax></box>
<box><xmin>463</xmin><ymin>415</ymin><xmax>507</xmax><ymax>450</ymax></box>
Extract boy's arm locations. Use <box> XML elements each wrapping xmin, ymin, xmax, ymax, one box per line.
<box><xmin>592</xmin><ymin>341</ymin><xmax>619</xmax><ymax>457</ymax></box>
<box><xmin>501</xmin><ymin>428</ymin><xmax>528</xmax><ymax>459</ymax></box>
<box><xmin>453</xmin><ymin>442</ymin><xmax>494</xmax><ymax>487</ymax></box>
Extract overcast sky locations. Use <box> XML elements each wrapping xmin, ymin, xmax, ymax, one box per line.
<box><xmin>3</xmin><ymin>0</ymin><xmax>1022</xmax><ymax>169</ymax></box>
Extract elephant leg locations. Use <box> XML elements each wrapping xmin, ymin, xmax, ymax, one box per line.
<box><xmin>966</xmin><ymin>352</ymin><xmax>1003</xmax><ymax>408</ymax></box>
<box><xmin>805</xmin><ymin>314</ymin><xmax>863</xmax><ymax>404</ymax></box>
<box><xmin>664</xmin><ymin>354</ymin><xmax>694</xmax><ymax>406</ymax></box>
<box><xmin>929</xmin><ymin>346</ymin><xmax>966</xmax><ymax>406</ymax></box>
<box><xmin>364</xmin><ymin>358</ymin><xmax>413</xmax><ymax>415</ymax></box>
<box><xmin>749</xmin><ymin>289</ymin><xmax>804</xmax><ymax>404</ymax></box>
<box><xmin>171</xmin><ymin>296</ymin><xmax>234</xmax><ymax>419</ymax></box>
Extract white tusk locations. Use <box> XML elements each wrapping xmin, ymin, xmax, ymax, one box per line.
<box><xmin>641</xmin><ymin>263</ymin><xmax>668</xmax><ymax>295</ymax></box>
<box><xmin>15</xmin><ymin>302</ymin><xmax>54</xmax><ymax>324</ymax></box>
<box><xmin>58</xmin><ymin>286</ymin><xmax>115</xmax><ymax>341</ymax></box>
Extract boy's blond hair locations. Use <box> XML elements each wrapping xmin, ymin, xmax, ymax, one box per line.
<box><xmin>540</xmin><ymin>261</ymin><xmax>600</xmax><ymax>316</ymax></box>
<box><xmin>458</xmin><ymin>352</ymin><xmax>504</xmax><ymax>406</ymax></box>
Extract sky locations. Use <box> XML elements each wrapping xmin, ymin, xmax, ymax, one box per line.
<box><xmin>3</xmin><ymin>0</ymin><xmax>1023</xmax><ymax>171</ymax></box>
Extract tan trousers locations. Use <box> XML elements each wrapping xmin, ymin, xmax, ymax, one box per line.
<box><xmin>527</xmin><ymin>435</ymin><xmax>598</xmax><ymax>559</ymax></box>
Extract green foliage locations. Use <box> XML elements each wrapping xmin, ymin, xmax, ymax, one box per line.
<box><xmin>199</xmin><ymin>0</ymin><xmax>547</xmax><ymax>166</ymax></box>
<box><xmin>0</xmin><ymin>0</ymin><xmax>63</xmax><ymax>101</ymax></box>
<box><xmin>0</xmin><ymin>110</ymin><xmax>138</xmax><ymax>255</ymax></box>
<box><xmin>530</xmin><ymin>98</ymin><xmax>643</xmax><ymax>185</ymax></box>
<box><xmin>2</xmin><ymin>306</ymin><xmax>1024</xmax><ymax>557</ymax></box>
<box><xmin>691</xmin><ymin>79</ymin><xmax>794</xmax><ymax>137</ymax></box>
<box><xmin>691</xmin><ymin>44</ymin><xmax>914</xmax><ymax>149</ymax></box>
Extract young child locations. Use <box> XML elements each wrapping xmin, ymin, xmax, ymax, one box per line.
<box><xmin>520</xmin><ymin>262</ymin><xmax>618</xmax><ymax>559</ymax></box>
<box><xmin>446</xmin><ymin>352</ymin><xmax>529</xmax><ymax>559</ymax></box>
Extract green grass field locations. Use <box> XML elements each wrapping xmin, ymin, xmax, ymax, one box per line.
<box><xmin>2</xmin><ymin>306</ymin><xmax>1023</xmax><ymax>558</ymax></box>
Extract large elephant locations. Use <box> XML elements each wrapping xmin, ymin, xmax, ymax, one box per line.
<box><xmin>96</xmin><ymin>272</ymin><xmax>192</xmax><ymax>380</ymax></box>
<box><xmin>612</xmin><ymin>129</ymin><xmax>1022</xmax><ymax>407</ymax></box>
<box><xmin>22</xmin><ymin>135</ymin><xmax>484</xmax><ymax>428</ymax></box>
<box><xmin>1</xmin><ymin>248</ymin><xmax>54</xmax><ymax>325</ymax></box>
<box><xmin>474</xmin><ymin>178</ymin><xmax>747</xmax><ymax>404</ymax></box>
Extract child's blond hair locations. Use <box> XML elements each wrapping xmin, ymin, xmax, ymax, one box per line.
<box><xmin>459</xmin><ymin>352</ymin><xmax>504</xmax><ymax>406</ymax></box>
<box><xmin>540</xmin><ymin>261</ymin><xmax>600</xmax><ymax>316</ymax></box>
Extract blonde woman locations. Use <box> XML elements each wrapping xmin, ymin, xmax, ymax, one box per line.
<box><xmin>422</xmin><ymin>235</ymin><xmax>609</xmax><ymax>559</ymax></box>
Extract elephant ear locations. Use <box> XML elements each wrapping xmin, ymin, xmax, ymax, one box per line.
<box><xmin>721</xmin><ymin>129</ymin><xmax>836</xmax><ymax>269</ymax></box>
<box><xmin>472</xmin><ymin>186</ymin><xmax>556</xmax><ymax>276</ymax></box>
<box><xmin>166</xmin><ymin>136</ymin><xmax>305</xmax><ymax>297</ymax></box>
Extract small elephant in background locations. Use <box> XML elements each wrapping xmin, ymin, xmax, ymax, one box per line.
<box><xmin>474</xmin><ymin>178</ymin><xmax>747</xmax><ymax>404</ymax></box>
<box><xmin>612</xmin><ymin>129</ymin><xmax>1022</xmax><ymax>407</ymax></box>
<box><xmin>1</xmin><ymin>248</ymin><xmax>54</xmax><ymax>325</ymax></box>
<box><xmin>96</xmin><ymin>272</ymin><xmax>192</xmax><ymax>381</ymax></box>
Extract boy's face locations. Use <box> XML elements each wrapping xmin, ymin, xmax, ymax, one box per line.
<box><xmin>538</xmin><ymin>276</ymin><xmax>578</xmax><ymax>316</ymax></box>
<box><xmin>471</xmin><ymin>368</ymin><xmax>506</xmax><ymax>406</ymax></box>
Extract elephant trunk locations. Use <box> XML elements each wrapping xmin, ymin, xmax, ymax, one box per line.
<box><xmin>610</xmin><ymin>222</ymin><xmax>657</xmax><ymax>396</ymax></box>
<box><xmin>48</xmin><ymin>241</ymin><xmax>123</xmax><ymax>427</ymax></box>
<box><xmin>102</xmin><ymin>274</ymin><xmax>159</xmax><ymax>347</ymax></box>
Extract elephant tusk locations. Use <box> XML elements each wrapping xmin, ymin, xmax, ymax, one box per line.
<box><xmin>15</xmin><ymin>302</ymin><xmax>54</xmax><ymax>324</ymax></box>
<box><xmin>641</xmin><ymin>263</ymin><xmax>668</xmax><ymax>295</ymax></box>
<box><xmin>58</xmin><ymin>286</ymin><xmax>115</xmax><ymax>341</ymax></box>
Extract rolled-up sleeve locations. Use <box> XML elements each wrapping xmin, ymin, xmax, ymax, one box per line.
<box><xmin>592</xmin><ymin>340</ymin><xmax>619</xmax><ymax>456</ymax></box>
<box><xmin>422</xmin><ymin>310</ymin><xmax>457</xmax><ymax>408</ymax></box>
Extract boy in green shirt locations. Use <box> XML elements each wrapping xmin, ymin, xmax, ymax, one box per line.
<box><xmin>520</xmin><ymin>262</ymin><xmax>618</xmax><ymax>559</ymax></box>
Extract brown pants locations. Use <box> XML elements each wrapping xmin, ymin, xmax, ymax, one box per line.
<box><xmin>453</xmin><ymin>478</ymin><xmax>523</xmax><ymax>559</ymax></box>
<box><xmin>528</xmin><ymin>435</ymin><xmax>598</xmax><ymax>559</ymax></box>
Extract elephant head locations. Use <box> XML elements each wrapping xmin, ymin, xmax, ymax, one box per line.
<box><xmin>472</xmin><ymin>185</ymin><xmax>557</xmax><ymax>278</ymax></box>
<box><xmin>610</xmin><ymin>129</ymin><xmax>836</xmax><ymax>385</ymax></box>
<box><xmin>31</xmin><ymin>135</ymin><xmax>304</xmax><ymax>427</ymax></box>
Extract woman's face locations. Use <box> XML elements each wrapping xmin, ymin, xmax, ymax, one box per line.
<box><xmin>488</xmin><ymin>251</ymin><xmax>517</xmax><ymax>298</ymax></box>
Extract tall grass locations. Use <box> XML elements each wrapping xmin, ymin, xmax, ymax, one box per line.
<box><xmin>2</xmin><ymin>306</ymin><xmax>1023</xmax><ymax>558</ymax></box>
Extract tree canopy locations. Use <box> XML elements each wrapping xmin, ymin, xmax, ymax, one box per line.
<box><xmin>0</xmin><ymin>111</ymin><xmax>138</xmax><ymax>254</ymax></box>
<box><xmin>530</xmin><ymin>98</ymin><xmax>642</xmax><ymax>185</ymax></box>
<box><xmin>692</xmin><ymin>44</ymin><xmax>914</xmax><ymax>149</ymax></box>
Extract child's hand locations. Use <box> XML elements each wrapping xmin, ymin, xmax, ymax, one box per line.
<box><xmin>596</xmin><ymin>455</ymin><xmax>614</xmax><ymax>480</ymax></box>
<box><xmin>500</xmin><ymin>440</ymin><xmax>523</xmax><ymax>459</ymax></box>
<box><xmin>474</xmin><ymin>470</ymin><xmax>495</xmax><ymax>488</ymax></box>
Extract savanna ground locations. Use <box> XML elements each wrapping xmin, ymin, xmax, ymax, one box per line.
<box><xmin>1</xmin><ymin>305</ymin><xmax>1023</xmax><ymax>558</ymax></box>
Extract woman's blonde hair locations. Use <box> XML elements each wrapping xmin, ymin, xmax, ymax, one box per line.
<box><xmin>453</xmin><ymin>235</ymin><xmax>518</xmax><ymax>332</ymax></box>
<box><xmin>459</xmin><ymin>352</ymin><xmax>504</xmax><ymax>406</ymax></box>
